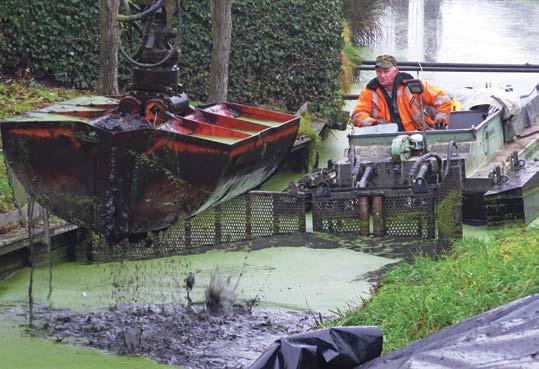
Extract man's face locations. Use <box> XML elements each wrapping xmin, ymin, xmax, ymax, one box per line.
<box><xmin>375</xmin><ymin>66</ymin><xmax>399</xmax><ymax>89</ymax></box>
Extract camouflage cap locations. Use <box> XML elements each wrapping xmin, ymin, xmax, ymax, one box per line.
<box><xmin>375</xmin><ymin>55</ymin><xmax>397</xmax><ymax>68</ymax></box>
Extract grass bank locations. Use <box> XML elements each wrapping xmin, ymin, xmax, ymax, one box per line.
<box><xmin>329</xmin><ymin>227</ymin><xmax>539</xmax><ymax>352</ymax></box>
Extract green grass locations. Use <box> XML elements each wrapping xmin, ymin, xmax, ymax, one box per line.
<box><xmin>0</xmin><ymin>80</ymin><xmax>83</xmax><ymax>120</ymax></box>
<box><xmin>298</xmin><ymin>112</ymin><xmax>322</xmax><ymax>165</ymax></box>
<box><xmin>328</xmin><ymin>227</ymin><xmax>539</xmax><ymax>352</ymax></box>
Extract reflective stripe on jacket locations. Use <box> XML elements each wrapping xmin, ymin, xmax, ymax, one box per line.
<box><xmin>352</xmin><ymin>73</ymin><xmax>452</xmax><ymax>132</ymax></box>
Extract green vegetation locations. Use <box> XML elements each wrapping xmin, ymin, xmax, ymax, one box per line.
<box><xmin>343</xmin><ymin>0</ymin><xmax>390</xmax><ymax>45</ymax></box>
<box><xmin>0</xmin><ymin>1</ymin><xmax>100</xmax><ymax>89</ymax></box>
<box><xmin>0</xmin><ymin>80</ymin><xmax>82</xmax><ymax>120</ymax></box>
<box><xmin>329</xmin><ymin>228</ymin><xmax>539</xmax><ymax>352</ymax></box>
<box><xmin>436</xmin><ymin>191</ymin><xmax>461</xmax><ymax>239</ymax></box>
<box><xmin>0</xmin><ymin>246</ymin><xmax>393</xmax><ymax>312</ymax></box>
<box><xmin>0</xmin><ymin>244</ymin><xmax>394</xmax><ymax>369</ymax></box>
<box><xmin>0</xmin><ymin>152</ymin><xmax>12</xmax><ymax>212</ymax></box>
<box><xmin>298</xmin><ymin>112</ymin><xmax>322</xmax><ymax>165</ymax></box>
<box><xmin>340</xmin><ymin>22</ymin><xmax>363</xmax><ymax>94</ymax></box>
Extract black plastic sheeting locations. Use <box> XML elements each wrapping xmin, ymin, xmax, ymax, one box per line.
<box><xmin>248</xmin><ymin>295</ymin><xmax>538</xmax><ymax>369</ymax></box>
<box><xmin>355</xmin><ymin>294</ymin><xmax>539</xmax><ymax>369</ymax></box>
<box><xmin>248</xmin><ymin>326</ymin><xmax>383</xmax><ymax>369</ymax></box>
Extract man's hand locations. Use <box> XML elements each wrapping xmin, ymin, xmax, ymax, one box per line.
<box><xmin>434</xmin><ymin>120</ymin><xmax>446</xmax><ymax>130</ymax></box>
<box><xmin>362</xmin><ymin>119</ymin><xmax>383</xmax><ymax>126</ymax></box>
<box><xmin>351</xmin><ymin>116</ymin><xmax>379</xmax><ymax>127</ymax></box>
<box><xmin>350</xmin><ymin>115</ymin><xmax>361</xmax><ymax>127</ymax></box>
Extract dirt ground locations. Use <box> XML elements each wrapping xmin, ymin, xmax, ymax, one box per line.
<box><xmin>43</xmin><ymin>303</ymin><xmax>330</xmax><ymax>369</ymax></box>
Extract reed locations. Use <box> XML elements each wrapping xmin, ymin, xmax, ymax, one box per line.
<box><xmin>342</xmin><ymin>0</ymin><xmax>392</xmax><ymax>46</ymax></box>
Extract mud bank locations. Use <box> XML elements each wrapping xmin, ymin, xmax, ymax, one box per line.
<box><xmin>44</xmin><ymin>303</ymin><xmax>327</xmax><ymax>369</ymax></box>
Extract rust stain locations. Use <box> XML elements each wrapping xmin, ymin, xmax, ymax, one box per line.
<box><xmin>10</xmin><ymin>127</ymin><xmax>82</xmax><ymax>149</ymax></box>
<box><xmin>147</xmin><ymin>124</ymin><xmax>298</xmax><ymax>158</ymax></box>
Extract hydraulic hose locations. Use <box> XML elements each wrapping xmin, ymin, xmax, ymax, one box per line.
<box><xmin>358</xmin><ymin>166</ymin><xmax>374</xmax><ymax>188</ymax></box>
<box><xmin>118</xmin><ymin>0</ymin><xmax>180</xmax><ymax>68</ymax></box>
<box><xmin>408</xmin><ymin>152</ymin><xmax>443</xmax><ymax>185</ymax></box>
<box><xmin>119</xmin><ymin>45</ymin><xmax>177</xmax><ymax>68</ymax></box>
<box><xmin>415</xmin><ymin>163</ymin><xmax>430</xmax><ymax>185</ymax></box>
<box><xmin>516</xmin><ymin>130</ymin><xmax>539</xmax><ymax>139</ymax></box>
<box><xmin>117</xmin><ymin>0</ymin><xmax>166</xmax><ymax>22</ymax></box>
<box><xmin>119</xmin><ymin>15</ymin><xmax>152</xmax><ymax>61</ymax></box>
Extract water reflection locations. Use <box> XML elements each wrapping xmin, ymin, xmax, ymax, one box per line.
<box><xmin>407</xmin><ymin>0</ymin><xmax>425</xmax><ymax>61</ymax></box>
<box><xmin>363</xmin><ymin>0</ymin><xmax>539</xmax><ymax>94</ymax></box>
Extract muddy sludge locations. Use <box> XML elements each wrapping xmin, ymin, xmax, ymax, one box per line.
<box><xmin>43</xmin><ymin>303</ymin><xmax>329</xmax><ymax>369</ymax></box>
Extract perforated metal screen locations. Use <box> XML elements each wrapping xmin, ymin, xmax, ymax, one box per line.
<box><xmin>91</xmin><ymin>191</ymin><xmax>306</xmax><ymax>262</ymax></box>
<box><xmin>382</xmin><ymin>190</ymin><xmax>434</xmax><ymax>238</ymax></box>
<box><xmin>311</xmin><ymin>160</ymin><xmax>463</xmax><ymax>240</ymax></box>
<box><xmin>312</xmin><ymin>190</ymin><xmax>435</xmax><ymax>238</ymax></box>
<box><xmin>312</xmin><ymin>192</ymin><xmax>362</xmax><ymax>233</ymax></box>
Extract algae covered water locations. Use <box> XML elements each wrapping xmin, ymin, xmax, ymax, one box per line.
<box><xmin>0</xmin><ymin>245</ymin><xmax>395</xmax><ymax>313</ymax></box>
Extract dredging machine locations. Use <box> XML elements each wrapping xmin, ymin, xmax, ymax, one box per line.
<box><xmin>283</xmin><ymin>76</ymin><xmax>537</xmax><ymax>245</ymax></box>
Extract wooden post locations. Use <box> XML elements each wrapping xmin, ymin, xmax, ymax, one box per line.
<box><xmin>359</xmin><ymin>196</ymin><xmax>370</xmax><ymax>236</ymax></box>
<box><xmin>373</xmin><ymin>195</ymin><xmax>383</xmax><ymax>237</ymax></box>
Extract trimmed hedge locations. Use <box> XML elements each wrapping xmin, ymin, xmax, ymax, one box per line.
<box><xmin>0</xmin><ymin>0</ymin><xmax>345</xmax><ymax>124</ymax></box>
<box><xmin>0</xmin><ymin>1</ymin><xmax>100</xmax><ymax>89</ymax></box>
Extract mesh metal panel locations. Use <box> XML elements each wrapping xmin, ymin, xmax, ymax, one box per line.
<box><xmin>311</xmin><ymin>160</ymin><xmax>463</xmax><ymax>240</ymax></box>
<box><xmin>312</xmin><ymin>192</ymin><xmax>362</xmax><ymax>233</ymax></box>
<box><xmin>91</xmin><ymin>191</ymin><xmax>306</xmax><ymax>262</ymax></box>
<box><xmin>312</xmin><ymin>190</ymin><xmax>434</xmax><ymax>238</ymax></box>
<box><xmin>250</xmin><ymin>194</ymin><xmax>276</xmax><ymax>238</ymax></box>
<box><xmin>219</xmin><ymin>199</ymin><xmax>248</xmax><ymax>243</ymax></box>
<box><xmin>272</xmin><ymin>192</ymin><xmax>308</xmax><ymax>234</ymax></box>
<box><xmin>382</xmin><ymin>190</ymin><xmax>434</xmax><ymax>239</ymax></box>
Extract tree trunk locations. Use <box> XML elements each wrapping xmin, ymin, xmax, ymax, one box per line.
<box><xmin>98</xmin><ymin>0</ymin><xmax>119</xmax><ymax>95</ymax></box>
<box><xmin>208</xmin><ymin>0</ymin><xmax>233</xmax><ymax>103</ymax></box>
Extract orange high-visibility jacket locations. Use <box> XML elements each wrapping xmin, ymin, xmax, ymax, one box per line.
<box><xmin>352</xmin><ymin>73</ymin><xmax>452</xmax><ymax>132</ymax></box>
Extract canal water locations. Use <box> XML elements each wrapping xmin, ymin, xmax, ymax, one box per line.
<box><xmin>361</xmin><ymin>0</ymin><xmax>539</xmax><ymax>95</ymax></box>
<box><xmin>1</xmin><ymin>0</ymin><xmax>538</xmax><ymax>368</ymax></box>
